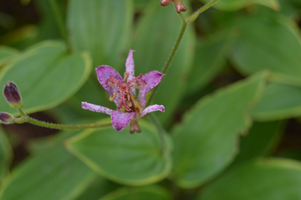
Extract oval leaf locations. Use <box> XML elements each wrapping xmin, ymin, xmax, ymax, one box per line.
<box><xmin>199</xmin><ymin>159</ymin><xmax>301</xmax><ymax>200</ymax></box>
<box><xmin>0</xmin><ymin>132</ymin><xmax>96</xmax><ymax>200</ymax></box>
<box><xmin>0</xmin><ymin>46</ymin><xmax>19</xmax><ymax>66</ymax></box>
<box><xmin>171</xmin><ymin>71</ymin><xmax>267</xmax><ymax>188</ymax></box>
<box><xmin>66</xmin><ymin>120</ymin><xmax>172</xmax><ymax>186</ymax></box>
<box><xmin>0</xmin><ymin>41</ymin><xmax>91</xmax><ymax>115</ymax></box>
<box><xmin>100</xmin><ymin>185</ymin><xmax>171</xmax><ymax>200</ymax></box>
<box><xmin>230</xmin><ymin>12</ymin><xmax>301</xmax><ymax>83</ymax></box>
<box><xmin>67</xmin><ymin>0</ymin><xmax>133</xmax><ymax>70</ymax></box>
<box><xmin>251</xmin><ymin>83</ymin><xmax>301</xmax><ymax>120</ymax></box>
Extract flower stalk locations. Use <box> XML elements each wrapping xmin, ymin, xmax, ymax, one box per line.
<box><xmin>147</xmin><ymin>0</ymin><xmax>220</xmax><ymax>107</ymax></box>
<box><xmin>17</xmin><ymin>108</ymin><xmax>111</xmax><ymax>130</ymax></box>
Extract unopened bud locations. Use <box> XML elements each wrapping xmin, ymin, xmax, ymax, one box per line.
<box><xmin>3</xmin><ymin>82</ymin><xmax>23</xmax><ymax>109</ymax></box>
<box><xmin>160</xmin><ymin>0</ymin><xmax>187</xmax><ymax>13</ymax></box>
<box><xmin>0</xmin><ymin>112</ymin><xmax>14</xmax><ymax>124</ymax></box>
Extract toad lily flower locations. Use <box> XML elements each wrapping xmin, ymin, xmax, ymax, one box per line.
<box><xmin>82</xmin><ymin>50</ymin><xmax>165</xmax><ymax>133</ymax></box>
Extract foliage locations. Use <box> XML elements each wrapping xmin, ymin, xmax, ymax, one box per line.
<box><xmin>0</xmin><ymin>0</ymin><xmax>301</xmax><ymax>199</ymax></box>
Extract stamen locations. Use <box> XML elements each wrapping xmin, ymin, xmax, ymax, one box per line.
<box><xmin>108</xmin><ymin>81</ymin><xmax>116</xmax><ymax>86</ymax></box>
<box><xmin>124</xmin><ymin>72</ymin><xmax>129</xmax><ymax>82</ymax></box>
<box><xmin>126</xmin><ymin>100</ymin><xmax>132</xmax><ymax>107</ymax></box>
<box><xmin>137</xmin><ymin>79</ymin><xmax>147</xmax><ymax>85</ymax></box>
<box><xmin>134</xmin><ymin>83</ymin><xmax>143</xmax><ymax>89</ymax></box>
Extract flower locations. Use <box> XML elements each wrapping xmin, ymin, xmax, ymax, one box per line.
<box><xmin>3</xmin><ymin>82</ymin><xmax>23</xmax><ymax>109</ymax></box>
<box><xmin>82</xmin><ymin>50</ymin><xmax>165</xmax><ymax>133</ymax></box>
<box><xmin>160</xmin><ymin>0</ymin><xmax>187</xmax><ymax>13</ymax></box>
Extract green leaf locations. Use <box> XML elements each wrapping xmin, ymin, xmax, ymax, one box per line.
<box><xmin>171</xmin><ymin>71</ymin><xmax>267</xmax><ymax>188</ymax></box>
<box><xmin>0</xmin><ymin>128</ymin><xmax>12</xmax><ymax>181</ymax></box>
<box><xmin>229</xmin><ymin>12</ymin><xmax>301</xmax><ymax>84</ymax></box>
<box><xmin>233</xmin><ymin>121</ymin><xmax>284</xmax><ymax>164</ymax></box>
<box><xmin>100</xmin><ymin>185</ymin><xmax>171</xmax><ymax>200</ymax></box>
<box><xmin>66</xmin><ymin>119</ymin><xmax>172</xmax><ymax>186</ymax></box>
<box><xmin>199</xmin><ymin>159</ymin><xmax>301</xmax><ymax>200</ymax></box>
<box><xmin>133</xmin><ymin>2</ymin><xmax>195</xmax><ymax>126</ymax></box>
<box><xmin>186</xmin><ymin>31</ymin><xmax>234</xmax><ymax>95</ymax></box>
<box><xmin>0</xmin><ymin>131</ymin><xmax>96</xmax><ymax>200</ymax></box>
<box><xmin>0</xmin><ymin>46</ymin><xmax>19</xmax><ymax>66</ymax></box>
<box><xmin>75</xmin><ymin>178</ymin><xmax>119</xmax><ymax>200</ymax></box>
<box><xmin>251</xmin><ymin>83</ymin><xmax>301</xmax><ymax>121</ymax></box>
<box><xmin>67</xmin><ymin>0</ymin><xmax>133</xmax><ymax>70</ymax></box>
<box><xmin>200</xmin><ymin>0</ymin><xmax>280</xmax><ymax>11</ymax></box>
<box><xmin>0</xmin><ymin>41</ymin><xmax>91</xmax><ymax>115</ymax></box>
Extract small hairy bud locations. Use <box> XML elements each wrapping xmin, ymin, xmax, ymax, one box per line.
<box><xmin>160</xmin><ymin>0</ymin><xmax>186</xmax><ymax>13</ymax></box>
<box><xmin>0</xmin><ymin>112</ymin><xmax>14</xmax><ymax>124</ymax></box>
<box><xmin>3</xmin><ymin>82</ymin><xmax>23</xmax><ymax>109</ymax></box>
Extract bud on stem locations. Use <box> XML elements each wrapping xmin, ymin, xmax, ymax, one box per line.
<box><xmin>3</xmin><ymin>82</ymin><xmax>23</xmax><ymax>109</ymax></box>
<box><xmin>0</xmin><ymin>112</ymin><xmax>14</xmax><ymax>124</ymax></box>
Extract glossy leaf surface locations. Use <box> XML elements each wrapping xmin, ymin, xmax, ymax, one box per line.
<box><xmin>0</xmin><ymin>41</ymin><xmax>91</xmax><ymax>115</ymax></box>
<box><xmin>172</xmin><ymin>72</ymin><xmax>267</xmax><ymax>188</ymax></box>
<box><xmin>66</xmin><ymin>120</ymin><xmax>172</xmax><ymax>186</ymax></box>
<box><xmin>199</xmin><ymin>159</ymin><xmax>301</xmax><ymax>200</ymax></box>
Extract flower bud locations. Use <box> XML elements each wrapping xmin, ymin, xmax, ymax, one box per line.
<box><xmin>0</xmin><ymin>112</ymin><xmax>14</xmax><ymax>124</ymax></box>
<box><xmin>3</xmin><ymin>82</ymin><xmax>23</xmax><ymax>109</ymax></box>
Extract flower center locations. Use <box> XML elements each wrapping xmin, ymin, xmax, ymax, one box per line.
<box><xmin>105</xmin><ymin>72</ymin><xmax>147</xmax><ymax>112</ymax></box>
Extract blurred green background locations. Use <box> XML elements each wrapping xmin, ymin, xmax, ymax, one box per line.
<box><xmin>0</xmin><ymin>0</ymin><xmax>301</xmax><ymax>199</ymax></box>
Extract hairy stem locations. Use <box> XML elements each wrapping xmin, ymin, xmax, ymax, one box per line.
<box><xmin>18</xmin><ymin>109</ymin><xmax>111</xmax><ymax>130</ymax></box>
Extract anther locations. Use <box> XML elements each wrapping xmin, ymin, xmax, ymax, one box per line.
<box><xmin>108</xmin><ymin>81</ymin><xmax>116</xmax><ymax>86</ymax></box>
<box><xmin>135</xmin><ymin>83</ymin><xmax>143</xmax><ymax>89</ymax></box>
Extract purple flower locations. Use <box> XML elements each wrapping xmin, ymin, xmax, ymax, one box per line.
<box><xmin>82</xmin><ymin>50</ymin><xmax>165</xmax><ymax>133</ymax></box>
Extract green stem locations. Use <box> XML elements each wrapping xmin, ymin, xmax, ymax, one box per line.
<box><xmin>18</xmin><ymin>109</ymin><xmax>111</xmax><ymax>130</ymax></box>
<box><xmin>146</xmin><ymin>13</ymin><xmax>187</xmax><ymax>107</ymax></box>
<box><xmin>49</xmin><ymin>0</ymin><xmax>72</xmax><ymax>52</ymax></box>
<box><xmin>186</xmin><ymin>0</ymin><xmax>220</xmax><ymax>23</ymax></box>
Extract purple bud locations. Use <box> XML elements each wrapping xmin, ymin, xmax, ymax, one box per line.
<box><xmin>0</xmin><ymin>112</ymin><xmax>14</xmax><ymax>124</ymax></box>
<box><xmin>3</xmin><ymin>82</ymin><xmax>23</xmax><ymax>109</ymax></box>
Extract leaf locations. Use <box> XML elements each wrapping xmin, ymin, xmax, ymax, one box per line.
<box><xmin>200</xmin><ymin>0</ymin><xmax>280</xmax><ymax>11</ymax></box>
<box><xmin>186</xmin><ymin>31</ymin><xmax>234</xmax><ymax>95</ymax></box>
<box><xmin>171</xmin><ymin>71</ymin><xmax>267</xmax><ymax>188</ymax></box>
<box><xmin>251</xmin><ymin>83</ymin><xmax>301</xmax><ymax>121</ymax></box>
<box><xmin>0</xmin><ymin>131</ymin><xmax>96</xmax><ymax>200</ymax></box>
<box><xmin>67</xmin><ymin>0</ymin><xmax>133</xmax><ymax>71</ymax></box>
<box><xmin>100</xmin><ymin>185</ymin><xmax>171</xmax><ymax>200</ymax></box>
<box><xmin>133</xmin><ymin>1</ymin><xmax>195</xmax><ymax>126</ymax></box>
<box><xmin>0</xmin><ymin>41</ymin><xmax>91</xmax><ymax>115</ymax></box>
<box><xmin>75</xmin><ymin>178</ymin><xmax>119</xmax><ymax>200</ymax></box>
<box><xmin>0</xmin><ymin>46</ymin><xmax>19</xmax><ymax>66</ymax></box>
<box><xmin>66</xmin><ymin>119</ymin><xmax>172</xmax><ymax>186</ymax></box>
<box><xmin>233</xmin><ymin>121</ymin><xmax>284</xmax><ymax>164</ymax></box>
<box><xmin>198</xmin><ymin>159</ymin><xmax>301</xmax><ymax>200</ymax></box>
<box><xmin>229</xmin><ymin>12</ymin><xmax>301</xmax><ymax>84</ymax></box>
<box><xmin>0</xmin><ymin>128</ymin><xmax>12</xmax><ymax>182</ymax></box>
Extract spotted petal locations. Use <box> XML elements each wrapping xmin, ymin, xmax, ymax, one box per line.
<box><xmin>138</xmin><ymin>71</ymin><xmax>164</xmax><ymax>108</ymax></box>
<box><xmin>111</xmin><ymin>111</ymin><xmax>135</xmax><ymax>131</ymax></box>
<box><xmin>82</xmin><ymin>102</ymin><xmax>113</xmax><ymax>115</ymax></box>
<box><xmin>96</xmin><ymin>65</ymin><xmax>123</xmax><ymax>107</ymax></box>
<box><xmin>140</xmin><ymin>104</ymin><xmax>165</xmax><ymax>117</ymax></box>
<box><xmin>125</xmin><ymin>49</ymin><xmax>136</xmax><ymax>96</ymax></box>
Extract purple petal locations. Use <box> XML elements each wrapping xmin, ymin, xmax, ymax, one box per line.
<box><xmin>138</xmin><ymin>71</ymin><xmax>164</xmax><ymax>108</ymax></box>
<box><xmin>111</xmin><ymin>111</ymin><xmax>135</xmax><ymax>131</ymax></box>
<box><xmin>125</xmin><ymin>49</ymin><xmax>136</xmax><ymax>96</ymax></box>
<box><xmin>140</xmin><ymin>104</ymin><xmax>165</xmax><ymax>117</ymax></box>
<box><xmin>96</xmin><ymin>65</ymin><xmax>123</xmax><ymax>107</ymax></box>
<box><xmin>82</xmin><ymin>102</ymin><xmax>113</xmax><ymax>115</ymax></box>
